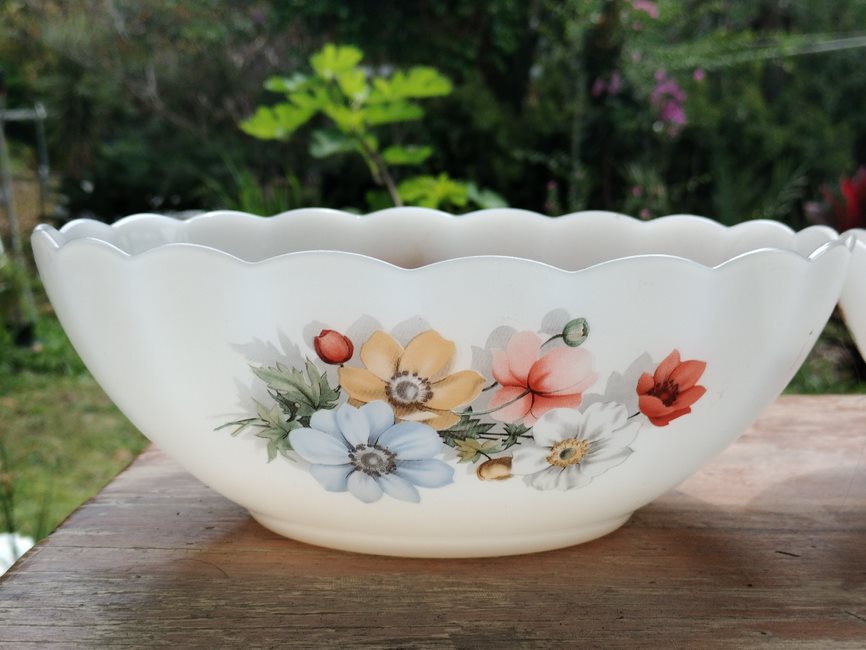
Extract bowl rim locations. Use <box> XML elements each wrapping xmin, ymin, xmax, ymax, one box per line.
<box><xmin>32</xmin><ymin>208</ymin><xmax>853</xmax><ymax>273</ymax></box>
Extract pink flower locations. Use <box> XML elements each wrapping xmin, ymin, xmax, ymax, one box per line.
<box><xmin>693</xmin><ymin>68</ymin><xmax>705</xmax><ymax>82</ymax></box>
<box><xmin>659</xmin><ymin>101</ymin><xmax>687</xmax><ymax>127</ymax></box>
<box><xmin>632</xmin><ymin>0</ymin><xmax>659</xmax><ymax>18</ymax></box>
<box><xmin>592</xmin><ymin>78</ymin><xmax>607</xmax><ymax>97</ymax></box>
<box><xmin>489</xmin><ymin>331</ymin><xmax>597</xmax><ymax>426</ymax></box>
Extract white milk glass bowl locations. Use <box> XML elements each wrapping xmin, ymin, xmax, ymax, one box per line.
<box><xmin>31</xmin><ymin>208</ymin><xmax>850</xmax><ymax>557</ymax></box>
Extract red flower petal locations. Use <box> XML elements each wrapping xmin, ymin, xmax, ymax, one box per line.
<box><xmin>669</xmin><ymin>359</ymin><xmax>706</xmax><ymax>391</ymax></box>
<box><xmin>653</xmin><ymin>349</ymin><xmax>681</xmax><ymax>383</ymax></box>
<box><xmin>636</xmin><ymin>371</ymin><xmax>655</xmax><ymax>396</ymax></box>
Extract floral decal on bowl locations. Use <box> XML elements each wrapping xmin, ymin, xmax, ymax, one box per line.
<box><xmin>219</xmin><ymin>317</ymin><xmax>707</xmax><ymax>503</ymax></box>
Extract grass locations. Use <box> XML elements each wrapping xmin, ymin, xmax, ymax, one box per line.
<box><xmin>0</xmin><ymin>312</ymin><xmax>146</xmax><ymax>541</ymax></box>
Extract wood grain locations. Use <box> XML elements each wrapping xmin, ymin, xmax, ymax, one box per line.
<box><xmin>1</xmin><ymin>395</ymin><xmax>864</xmax><ymax>648</ymax></box>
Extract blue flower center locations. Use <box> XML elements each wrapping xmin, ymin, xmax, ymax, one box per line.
<box><xmin>349</xmin><ymin>443</ymin><xmax>397</xmax><ymax>477</ymax></box>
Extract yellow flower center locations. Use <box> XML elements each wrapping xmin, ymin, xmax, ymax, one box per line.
<box><xmin>385</xmin><ymin>371</ymin><xmax>433</xmax><ymax>407</ymax></box>
<box><xmin>546</xmin><ymin>438</ymin><xmax>591</xmax><ymax>468</ymax></box>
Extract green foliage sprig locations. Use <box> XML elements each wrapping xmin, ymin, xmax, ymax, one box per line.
<box><xmin>217</xmin><ymin>359</ymin><xmax>340</xmax><ymax>461</ymax></box>
<box><xmin>241</xmin><ymin>43</ymin><xmax>505</xmax><ymax>211</ymax></box>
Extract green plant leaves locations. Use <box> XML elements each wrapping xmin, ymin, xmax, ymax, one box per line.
<box><xmin>309</xmin><ymin>129</ymin><xmax>356</xmax><ymax>158</ymax></box>
<box><xmin>398</xmin><ymin>173</ymin><xmax>468</xmax><ymax>209</ymax></box>
<box><xmin>310</xmin><ymin>44</ymin><xmax>363</xmax><ymax>80</ymax></box>
<box><xmin>362</xmin><ymin>101</ymin><xmax>424</xmax><ymax>125</ymax></box>
<box><xmin>322</xmin><ymin>104</ymin><xmax>364</xmax><ymax>132</ymax></box>
<box><xmin>337</xmin><ymin>69</ymin><xmax>368</xmax><ymax>100</ymax></box>
<box><xmin>369</xmin><ymin>66</ymin><xmax>452</xmax><ymax>102</ymax></box>
<box><xmin>466</xmin><ymin>182</ymin><xmax>508</xmax><ymax>209</ymax></box>
<box><xmin>439</xmin><ymin>410</ymin><xmax>496</xmax><ymax>447</ymax></box>
<box><xmin>455</xmin><ymin>438</ymin><xmax>501</xmax><ymax>463</ymax></box>
<box><xmin>382</xmin><ymin>145</ymin><xmax>433</xmax><ymax>166</ymax></box>
<box><xmin>264</xmin><ymin>73</ymin><xmax>309</xmax><ymax>94</ymax></box>
<box><xmin>240</xmin><ymin>104</ymin><xmax>316</xmax><ymax>140</ymax></box>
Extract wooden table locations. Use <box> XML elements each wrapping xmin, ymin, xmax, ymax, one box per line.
<box><xmin>1</xmin><ymin>396</ymin><xmax>865</xmax><ymax>648</ymax></box>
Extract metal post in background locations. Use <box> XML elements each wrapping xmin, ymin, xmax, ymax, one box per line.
<box><xmin>0</xmin><ymin>69</ymin><xmax>39</xmax><ymax>345</ymax></box>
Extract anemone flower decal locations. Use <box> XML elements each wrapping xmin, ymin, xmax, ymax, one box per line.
<box><xmin>510</xmin><ymin>402</ymin><xmax>640</xmax><ymax>491</ymax></box>
<box><xmin>289</xmin><ymin>401</ymin><xmax>454</xmax><ymax>503</ymax></box>
<box><xmin>488</xmin><ymin>331</ymin><xmax>597</xmax><ymax>425</ymax></box>
<box><xmin>339</xmin><ymin>330</ymin><xmax>485</xmax><ymax>430</ymax></box>
<box><xmin>637</xmin><ymin>350</ymin><xmax>707</xmax><ymax>426</ymax></box>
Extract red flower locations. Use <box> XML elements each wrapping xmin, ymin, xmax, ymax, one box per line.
<box><xmin>314</xmin><ymin>329</ymin><xmax>354</xmax><ymax>365</ymax></box>
<box><xmin>809</xmin><ymin>167</ymin><xmax>866</xmax><ymax>231</ymax></box>
<box><xmin>637</xmin><ymin>350</ymin><xmax>706</xmax><ymax>426</ymax></box>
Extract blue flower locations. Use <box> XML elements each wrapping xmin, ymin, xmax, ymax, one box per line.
<box><xmin>289</xmin><ymin>401</ymin><xmax>454</xmax><ymax>503</ymax></box>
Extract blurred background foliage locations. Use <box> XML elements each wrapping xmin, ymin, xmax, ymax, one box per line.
<box><xmin>1</xmin><ymin>0</ymin><xmax>865</xmax><ymax>222</ymax></box>
<box><xmin>2</xmin><ymin>0</ymin><xmax>866</xmax><ymax>541</ymax></box>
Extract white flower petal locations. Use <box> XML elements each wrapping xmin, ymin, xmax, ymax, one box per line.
<box><xmin>347</xmin><ymin>471</ymin><xmax>383</xmax><ymax>503</ymax></box>
<box><xmin>591</xmin><ymin>420</ymin><xmax>641</xmax><ymax>456</ymax></box>
<box><xmin>580</xmin><ymin>402</ymin><xmax>628</xmax><ymax>442</ymax></box>
<box><xmin>376</xmin><ymin>474</ymin><xmax>420</xmax><ymax>503</ymax></box>
<box><xmin>532</xmin><ymin>408</ymin><xmax>583</xmax><ymax>448</ymax></box>
<box><xmin>289</xmin><ymin>428</ymin><xmax>351</xmax><ymax>465</ymax></box>
<box><xmin>583</xmin><ymin>446</ymin><xmax>633</xmax><ymax>476</ymax></box>
<box><xmin>395</xmin><ymin>459</ymin><xmax>454</xmax><ymax>488</ymax></box>
<box><xmin>309</xmin><ymin>463</ymin><xmax>353</xmax><ymax>492</ymax></box>
<box><xmin>525</xmin><ymin>466</ymin><xmax>591</xmax><ymax>491</ymax></box>
<box><xmin>510</xmin><ymin>445</ymin><xmax>552</xmax><ymax>476</ymax></box>
<box><xmin>336</xmin><ymin>404</ymin><xmax>370</xmax><ymax>447</ymax></box>
<box><xmin>376</xmin><ymin>421</ymin><xmax>442</xmax><ymax>460</ymax></box>
<box><xmin>360</xmin><ymin>401</ymin><xmax>396</xmax><ymax>442</ymax></box>
<box><xmin>309</xmin><ymin>409</ymin><xmax>342</xmax><ymax>439</ymax></box>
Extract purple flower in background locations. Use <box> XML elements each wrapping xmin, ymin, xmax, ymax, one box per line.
<box><xmin>592</xmin><ymin>70</ymin><xmax>623</xmax><ymax>98</ymax></box>
<box><xmin>693</xmin><ymin>68</ymin><xmax>706</xmax><ymax>82</ymax></box>
<box><xmin>659</xmin><ymin>101</ymin><xmax>686</xmax><ymax>127</ymax></box>
<box><xmin>650</xmin><ymin>70</ymin><xmax>687</xmax><ymax>136</ymax></box>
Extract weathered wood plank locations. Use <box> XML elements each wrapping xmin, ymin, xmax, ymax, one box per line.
<box><xmin>0</xmin><ymin>395</ymin><xmax>864</xmax><ymax>648</ymax></box>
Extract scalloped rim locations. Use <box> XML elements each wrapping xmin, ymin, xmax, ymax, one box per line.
<box><xmin>32</xmin><ymin>208</ymin><xmax>853</xmax><ymax>273</ymax></box>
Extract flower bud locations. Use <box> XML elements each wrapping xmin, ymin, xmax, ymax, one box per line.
<box><xmin>562</xmin><ymin>318</ymin><xmax>589</xmax><ymax>347</ymax></box>
<box><xmin>476</xmin><ymin>456</ymin><xmax>512</xmax><ymax>481</ymax></box>
<box><xmin>314</xmin><ymin>329</ymin><xmax>354</xmax><ymax>365</ymax></box>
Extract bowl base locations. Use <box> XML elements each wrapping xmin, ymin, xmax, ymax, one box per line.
<box><xmin>248</xmin><ymin>511</ymin><xmax>632</xmax><ymax>558</ymax></box>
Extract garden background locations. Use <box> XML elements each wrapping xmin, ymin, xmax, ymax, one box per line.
<box><xmin>1</xmin><ymin>0</ymin><xmax>866</xmax><ymax>547</ymax></box>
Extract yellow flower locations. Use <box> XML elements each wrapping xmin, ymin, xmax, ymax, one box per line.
<box><xmin>339</xmin><ymin>330</ymin><xmax>485</xmax><ymax>430</ymax></box>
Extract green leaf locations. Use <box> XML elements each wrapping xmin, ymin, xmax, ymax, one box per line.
<box><xmin>240</xmin><ymin>104</ymin><xmax>315</xmax><ymax>140</ymax></box>
<box><xmin>289</xmin><ymin>86</ymin><xmax>329</xmax><ymax>111</ymax></box>
<box><xmin>502</xmin><ymin>422</ymin><xmax>531</xmax><ymax>449</ymax></box>
<box><xmin>362</xmin><ymin>101</ymin><xmax>424</xmax><ymax>125</ymax></box>
<box><xmin>337</xmin><ymin>69</ymin><xmax>368</xmax><ymax>99</ymax></box>
<box><xmin>264</xmin><ymin>73</ymin><xmax>309</xmax><ymax>94</ymax></box>
<box><xmin>322</xmin><ymin>104</ymin><xmax>364</xmax><ymax>132</ymax></box>
<box><xmin>310</xmin><ymin>43</ymin><xmax>363</xmax><ymax>80</ymax></box>
<box><xmin>252</xmin><ymin>364</ymin><xmax>317</xmax><ymax>409</ymax></box>
<box><xmin>309</xmin><ymin>129</ymin><xmax>362</xmax><ymax>158</ymax></box>
<box><xmin>382</xmin><ymin>145</ymin><xmax>433</xmax><ymax>166</ymax></box>
<box><xmin>370</xmin><ymin>67</ymin><xmax>452</xmax><ymax>101</ymax></box>
<box><xmin>455</xmin><ymin>438</ymin><xmax>501</xmax><ymax>463</ymax></box>
<box><xmin>439</xmin><ymin>410</ymin><xmax>496</xmax><ymax>446</ymax></box>
<box><xmin>465</xmin><ymin>182</ymin><xmax>509</xmax><ymax>209</ymax></box>
<box><xmin>398</xmin><ymin>174</ymin><xmax>469</xmax><ymax>209</ymax></box>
